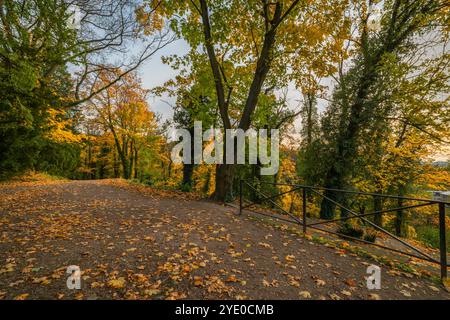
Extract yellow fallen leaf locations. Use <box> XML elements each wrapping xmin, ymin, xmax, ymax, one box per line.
<box><xmin>368</xmin><ymin>293</ymin><xmax>381</xmax><ymax>300</ymax></box>
<box><xmin>400</xmin><ymin>290</ymin><xmax>411</xmax><ymax>297</ymax></box>
<box><xmin>289</xmin><ymin>279</ymin><xmax>300</xmax><ymax>287</ymax></box>
<box><xmin>329</xmin><ymin>293</ymin><xmax>341</xmax><ymax>300</ymax></box>
<box><xmin>144</xmin><ymin>289</ymin><xmax>161</xmax><ymax>296</ymax></box>
<box><xmin>299</xmin><ymin>291</ymin><xmax>311</xmax><ymax>299</ymax></box>
<box><xmin>134</xmin><ymin>274</ymin><xmax>148</xmax><ymax>283</ymax></box>
<box><xmin>258</xmin><ymin>242</ymin><xmax>272</xmax><ymax>249</ymax></box>
<box><xmin>315</xmin><ymin>279</ymin><xmax>326</xmax><ymax>286</ymax></box>
<box><xmin>182</xmin><ymin>265</ymin><xmax>191</xmax><ymax>273</ymax></box>
<box><xmin>32</xmin><ymin>276</ymin><xmax>50</xmax><ymax>285</ymax></box>
<box><xmin>14</xmin><ymin>293</ymin><xmax>29</xmax><ymax>300</ymax></box>
<box><xmin>108</xmin><ymin>277</ymin><xmax>126</xmax><ymax>289</ymax></box>
<box><xmin>341</xmin><ymin>290</ymin><xmax>352</xmax><ymax>297</ymax></box>
<box><xmin>74</xmin><ymin>292</ymin><xmax>84</xmax><ymax>300</ymax></box>
<box><xmin>443</xmin><ymin>278</ymin><xmax>450</xmax><ymax>290</ymax></box>
<box><xmin>285</xmin><ymin>255</ymin><xmax>295</xmax><ymax>262</ymax></box>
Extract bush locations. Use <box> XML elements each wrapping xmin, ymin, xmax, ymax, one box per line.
<box><xmin>416</xmin><ymin>225</ymin><xmax>450</xmax><ymax>251</ymax></box>
<box><xmin>180</xmin><ymin>183</ymin><xmax>193</xmax><ymax>192</ymax></box>
<box><xmin>363</xmin><ymin>230</ymin><xmax>377</xmax><ymax>243</ymax></box>
<box><xmin>337</xmin><ymin>222</ymin><xmax>364</xmax><ymax>239</ymax></box>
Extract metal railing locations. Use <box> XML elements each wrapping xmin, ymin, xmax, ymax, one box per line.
<box><xmin>238</xmin><ymin>180</ymin><xmax>449</xmax><ymax>281</ymax></box>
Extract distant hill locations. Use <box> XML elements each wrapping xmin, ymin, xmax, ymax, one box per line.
<box><xmin>432</xmin><ymin>161</ymin><xmax>449</xmax><ymax>167</ymax></box>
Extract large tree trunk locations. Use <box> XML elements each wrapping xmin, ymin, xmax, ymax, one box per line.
<box><xmin>113</xmin><ymin>146</ymin><xmax>119</xmax><ymax>178</ymax></box>
<box><xmin>121</xmin><ymin>157</ymin><xmax>130</xmax><ymax>179</ymax></box>
<box><xmin>182</xmin><ymin>127</ymin><xmax>195</xmax><ymax>190</ymax></box>
<box><xmin>182</xmin><ymin>163</ymin><xmax>195</xmax><ymax>189</ymax></box>
<box><xmin>395</xmin><ymin>186</ymin><xmax>408</xmax><ymax>237</ymax></box>
<box><xmin>250</xmin><ymin>157</ymin><xmax>263</xmax><ymax>204</ymax></box>
<box><xmin>373</xmin><ymin>193</ymin><xmax>383</xmax><ymax>227</ymax></box>
<box><xmin>133</xmin><ymin>147</ymin><xmax>139</xmax><ymax>179</ymax></box>
<box><xmin>203</xmin><ymin>168</ymin><xmax>211</xmax><ymax>194</ymax></box>
<box><xmin>128</xmin><ymin>140</ymin><xmax>134</xmax><ymax>179</ymax></box>
<box><xmin>213</xmin><ymin>163</ymin><xmax>236</xmax><ymax>202</ymax></box>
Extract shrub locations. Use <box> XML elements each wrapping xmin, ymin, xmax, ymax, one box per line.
<box><xmin>416</xmin><ymin>225</ymin><xmax>450</xmax><ymax>251</ymax></box>
<box><xmin>337</xmin><ymin>222</ymin><xmax>364</xmax><ymax>239</ymax></box>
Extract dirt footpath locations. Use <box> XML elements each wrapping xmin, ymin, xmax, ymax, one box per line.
<box><xmin>0</xmin><ymin>180</ymin><xmax>448</xmax><ymax>300</ymax></box>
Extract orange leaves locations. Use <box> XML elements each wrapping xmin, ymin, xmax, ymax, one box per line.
<box><xmin>344</xmin><ymin>278</ymin><xmax>357</xmax><ymax>287</ymax></box>
<box><xmin>341</xmin><ymin>241</ymin><xmax>350</xmax><ymax>249</ymax></box>
<box><xmin>14</xmin><ymin>293</ymin><xmax>29</xmax><ymax>300</ymax></box>
<box><xmin>204</xmin><ymin>276</ymin><xmax>233</xmax><ymax>296</ymax></box>
<box><xmin>368</xmin><ymin>293</ymin><xmax>381</xmax><ymax>300</ymax></box>
<box><xmin>285</xmin><ymin>255</ymin><xmax>296</xmax><ymax>263</ymax></box>
<box><xmin>262</xmin><ymin>279</ymin><xmax>279</xmax><ymax>288</ymax></box>
<box><xmin>225</xmin><ymin>275</ymin><xmax>239</xmax><ymax>283</ymax></box>
<box><xmin>32</xmin><ymin>276</ymin><xmax>51</xmax><ymax>285</ymax></box>
<box><xmin>182</xmin><ymin>265</ymin><xmax>191</xmax><ymax>273</ymax></box>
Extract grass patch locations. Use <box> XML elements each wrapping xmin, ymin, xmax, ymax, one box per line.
<box><xmin>416</xmin><ymin>225</ymin><xmax>450</xmax><ymax>252</ymax></box>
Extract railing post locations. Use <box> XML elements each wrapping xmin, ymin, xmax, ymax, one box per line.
<box><xmin>302</xmin><ymin>188</ymin><xmax>307</xmax><ymax>234</ymax></box>
<box><xmin>439</xmin><ymin>202</ymin><xmax>447</xmax><ymax>281</ymax></box>
<box><xmin>239</xmin><ymin>180</ymin><xmax>243</xmax><ymax>215</ymax></box>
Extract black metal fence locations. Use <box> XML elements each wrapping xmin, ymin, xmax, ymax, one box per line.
<box><xmin>238</xmin><ymin>180</ymin><xmax>449</xmax><ymax>281</ymax></box>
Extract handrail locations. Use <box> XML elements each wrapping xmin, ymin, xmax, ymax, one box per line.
<box><xmin>258</xmin><ymin>181</ymin><xmax>450</xmax><ymax>205</ymax></box>
<box><xmin>238</xmin><ymin>179</ymin><xmax>449</xmax><ymax>281</ymax></box>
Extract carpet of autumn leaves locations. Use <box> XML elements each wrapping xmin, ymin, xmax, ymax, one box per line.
<box><xmin>0</xmin><ymin>179</ymin><xmax>448</xmax><ymax>300</ymax></box>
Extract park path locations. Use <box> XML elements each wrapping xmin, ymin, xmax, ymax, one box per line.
<box><xmin>0</xmin><ymin>179</ymin><xmax>448</xmax><ymax>300</ymax></box>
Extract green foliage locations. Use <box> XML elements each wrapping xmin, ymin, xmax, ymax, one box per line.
<box><xmin>416</xmin><ymin>225</ymin><xmax>450</xmax><ymax>251</ymax></box>
<box><xmin>0</xmin><ymin>0</ymin><xmax>79</xmax><ymax>177</ymax></box>
<box><xmin>337</xmin><ymin>222</ymin><xmax>364</xmax><ymax>239</ymax></box>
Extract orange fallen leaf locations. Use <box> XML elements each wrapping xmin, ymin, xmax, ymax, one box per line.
<box><xmin>344</xmin><ymin>278</ymin><xmax>357</xmax><ymax>287</ymax></box>
<box><xmin>14</xmin><ymin>293</ymin><xmax>29</xmax><ymax>300</ymax></box>
<box><xmin>193</xmin><ymin>276</ymin><xmax>204</xmax><ymax>287</ymax></box>
<box><xmin>285</xmin><ymin>255</ymin><xmax>295</xmax><ymax>262</ymax></box>
<box><xmin>226</xmin><ymin>275</ymin><xmax>238</xmax><ymax>283</ymax></box>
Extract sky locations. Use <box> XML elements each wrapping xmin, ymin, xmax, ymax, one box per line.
<box><xmin>138</xmin><ymin>39</ymin><xmax>190</xmax><ymax>122</ymax></box>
